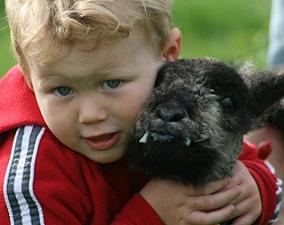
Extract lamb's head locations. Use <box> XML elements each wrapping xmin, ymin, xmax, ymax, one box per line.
<box><xmin>127</xmin><ymin>58</ymin><xmax>284</xmax><ymax>187</ymax></box>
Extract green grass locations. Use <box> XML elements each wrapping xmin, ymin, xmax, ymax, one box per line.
<box><xmin>0</xmin><ymin>0</ymin><xmax>271</xmax><ymax>76</ymax></box>
<box><xmin>1</xmin><ymin>1</ymin><xmax>14</xmax><ymax>75</ymax></box>
<box><xmin>172</xmin><ymin>0</ymin><xmax>271</xmax><ymax>67</ymax></box>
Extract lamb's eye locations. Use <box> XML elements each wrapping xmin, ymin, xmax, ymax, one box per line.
<box><xmin>219</xmin><ymin>97</ymin><xmax>236</xmax><ymax>110</ymax></box>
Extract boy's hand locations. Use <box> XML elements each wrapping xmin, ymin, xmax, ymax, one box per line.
<box><xmin>226</xmin><ymin>160</ymin><xmax>262</xmax><ymax>225</ymax></box>
<box><xmin>140</xmin><ymin>178</ymin><xmax>241</xmax><ymax>225</ymax></box>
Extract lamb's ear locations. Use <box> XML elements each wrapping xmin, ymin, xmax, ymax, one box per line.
<box><xmin>245</xmin><ymin>70</ymin><xmax>284</xmax><ymax>123</ymax></box>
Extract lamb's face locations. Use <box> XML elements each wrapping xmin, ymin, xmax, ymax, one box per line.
<box><xmin>127</xmin><ymin>58</ymin><xmax>251</xmax><ymax>186</ymax></box>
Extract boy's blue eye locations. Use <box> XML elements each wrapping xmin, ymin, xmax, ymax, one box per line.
<box><xmin>101</xmin><ymin>80</ymin><xmax>122</xmax><ymax>89</ymax></box>
<box><xmin>54</xmin><ymin>86</ymin><xmax>74</xmax><ymax>96</ymax></box>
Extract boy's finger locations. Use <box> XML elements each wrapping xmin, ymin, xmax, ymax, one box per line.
<box><xmin>231</xmin><ymin>213</ymin><xmax>256</xmax><ymax>225</ymax></box>
<box><xmin>230</xmin><ymin>198</ymin><xmax>260</xmax><ymax>224</ymax></box>
<box><xmin>193</xmin><ymin>186</ymin><xmax>241</xmax><ymax>210</ymax></box>
<box><xmin>190</xmin><ymin>204</ymin><xmax>237</xmax><ymax>225</ymax></box>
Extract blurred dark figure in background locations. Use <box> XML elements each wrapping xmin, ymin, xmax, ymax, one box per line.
<box><xmin>268</xmin><ymin>0</ymin><xmax>284</xmax><ymax>68</ymax></box>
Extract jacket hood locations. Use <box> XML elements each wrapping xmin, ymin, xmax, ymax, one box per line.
<box><xmin>0</xmin><ymin>66</ymin><xmax>45</xmax><ymax>133</ymax></box>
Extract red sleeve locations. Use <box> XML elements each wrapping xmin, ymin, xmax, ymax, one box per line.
<box><xmin>112</xmin><ymin>194</ymin><xmax>164</xmax><ymax>225</ymax></box>
<box><xmin>239</xmin><ymin>141</ymin><xmax>281</xmax><ymax>225</ymax></box>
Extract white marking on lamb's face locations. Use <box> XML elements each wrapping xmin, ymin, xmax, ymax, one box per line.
<box><xmin>196</xmin><ymin>100</ymin><xmax>226</xmax><ymax>147</ymax></box>
<box><xmin>167</xmin><ymin>78</ymin><xmax>187</xmax><ymax>90</ymax></box>
<box><xmin>139</xmin><ymin>131</ymin><xmax>149</xmax><ymax>143</ymax></box>
<box><xmin>185</xmin><ymin>138</ymin><xmax>192</xmax><ymax>146</ymax></box>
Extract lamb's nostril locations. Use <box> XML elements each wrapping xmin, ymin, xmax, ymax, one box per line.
<box><xmin>157</xmin><ymin>107</ymin><xmax>186</xmax><ymax>122</ymax></box>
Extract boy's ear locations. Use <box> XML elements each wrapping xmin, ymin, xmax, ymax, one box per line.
<box><xmin>163</xmin><ymin>27</ymin><xmax>182</xmax><ymax>62</ymax></box>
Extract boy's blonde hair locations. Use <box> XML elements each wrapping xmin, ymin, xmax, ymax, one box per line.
<box><xmin>5</xmin><ymin>0</ymin><xmax>172</xmax><ymax>82</ymax></box>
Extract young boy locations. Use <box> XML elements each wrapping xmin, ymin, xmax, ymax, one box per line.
<box><xmin>0</xmin><ymin>0</ymin><xmax>281</xmax><ymax>224</ymax></box>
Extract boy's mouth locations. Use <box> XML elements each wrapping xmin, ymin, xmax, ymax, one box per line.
<box><xmin>85</xmin><ymin>132</ymin><xmax>121</xmax><ymax>150</ymax></box>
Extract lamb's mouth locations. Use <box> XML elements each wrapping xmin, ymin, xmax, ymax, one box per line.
<box><xmin>139</xmin><ymin>131</ymin><xmax>208</xmax><ymax>146</ymax></box>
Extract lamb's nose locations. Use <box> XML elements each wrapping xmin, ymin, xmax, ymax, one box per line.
<box><xmin>157</xmin><ymin>105</ymin><xmax>186</xmax><ymax>122</ymax></box>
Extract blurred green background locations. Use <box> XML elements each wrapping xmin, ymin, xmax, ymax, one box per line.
<box><xmin>0</xmin><ymin>0</ymin><xmax>271</xmax><ymax>76</ymax></box>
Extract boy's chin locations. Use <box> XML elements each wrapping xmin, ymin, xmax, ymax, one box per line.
<box><xmin>84</xmin><ymin>147</ymin><xmax>127</xmax><ymax>164</ymax></box>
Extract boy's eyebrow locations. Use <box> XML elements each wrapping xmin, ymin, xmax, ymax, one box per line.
<box><xmin>98</xmin><ymin>67</ymin><xmax>137</xmax><ymax>76</ymax></box>
<box><xmin>39</xmin><ymin>67</ymin><xmax>136</xmax><ymax>82</ymax></box>
<box><xmin>39</xmin><ymin>74</ymin><xmax>68</xmax><ymax>81</ymax></box>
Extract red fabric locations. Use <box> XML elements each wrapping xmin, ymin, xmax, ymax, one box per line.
<box><xmin>112</xmin><ymin>195</ymin><xmax>164</xmax><ymax>225</ymax></box>
<box><xmin>0</xmin><ymin>66</ymin><xmax>44</xmax><ymax>132</ymax></box>
<box><xmin>257</xmin><ymin>141</ymin><xmax>273</xmax><ymax>160</ymax></box>
<box><xmin>240</xmin><ymin>141</ymin><xmax>278</xmax><ymax>225</ymax></box>
<box><xmin>0</xmin><ymin>66</ymin><xmax>279</xmax><ymax>224</ymax></box>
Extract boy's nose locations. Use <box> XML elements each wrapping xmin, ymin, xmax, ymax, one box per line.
<box><xmin>79</xmin><ymin>97</ymin><xmax>108</xmax><ymax>124</ymax></box>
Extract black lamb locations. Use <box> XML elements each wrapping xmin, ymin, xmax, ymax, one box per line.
<box><xmin>127</xmin><ymin>57</ymin><xmax>284</xmax><ymax>188</ymax></box>
<box><xmin>127</xmin><ymin>57</ymin><xmax>284</xmax><ymax>225</ymax></box>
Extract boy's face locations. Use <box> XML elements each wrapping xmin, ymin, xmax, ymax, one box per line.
<box><xmin>30</xmin><ymin>30</ymin><xmax>165</xmax><ymax>163</ymax></box>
